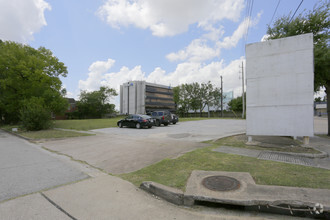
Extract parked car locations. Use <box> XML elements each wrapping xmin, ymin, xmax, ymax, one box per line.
<box><xmin>117</xmin><ymin>114</ymin><xmax>155</xmax><ymax>129</ymax></box>
<box><xmin>150</xmin><ymin>110</ymin><xmax>171</xmax><ymax>126</ymax></box>
<box><xmin>170</xmin><ymin>113</ymin><xmax>179</xmax><ymax>124</ymax></box>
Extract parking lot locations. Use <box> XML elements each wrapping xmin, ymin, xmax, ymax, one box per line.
<box><xmin>94</xmin><ymin>119</ymin><xmax>246</xmax><ymax>142</ymax></box>
<box><xmin>42</xmin><ymin>119</ymin><xmax>246</xmax><ymax>174</ymax></box>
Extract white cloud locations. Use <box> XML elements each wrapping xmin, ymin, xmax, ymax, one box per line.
<box><xmin>97</xmin><ymin>0</ymin><xmax>244</xmax><ymax>37</ymax></box>
<box><xmin>166</xmin><ymin>39</ymin><xmax>219</xmax><ymax>62</ymax></box>
<box><xmin>261</xmin><ymin>34</ymin><xmax>269</xmax><ymax>42</ymax></box>
<box><xmin>77</xmin><ymin>57</ymin><xmax>245</xmax><ymax>109</ymax></box>
<box><xmin>78</xmin><ymin>59</ymin><xmax>116</xmax><ymax>91</ymax></box>
<box><xmin>166</xmin><ymin>13</ymin><xmax>261</xmax><ymax>63</ymax></box>
<box><xmin>0</xmin><ymin>0</ymin><xmax>51</xmax><ymax>42</ymax></box>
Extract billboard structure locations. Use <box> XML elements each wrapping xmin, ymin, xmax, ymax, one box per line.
<box><xmin>246</xmin><ymin>33</ymin><xmax>314</xmax><ymax>141</ymax></box>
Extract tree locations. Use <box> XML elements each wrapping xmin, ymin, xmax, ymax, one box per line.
<box><xmin>19</xmin><ymin>97</ymin><xmax>53</xmax><ymax>131</ymax></box>
<box><xmin>77</xmin><ymin>86</ymin><xmax>117</xmax><ymax>118</ymax></box>
<box><xmin>211</xmin><ymin>87</ymin><xmax>223</xmax><ymax>114</ymax></box>
<box><xmin>199</xmin><ymin>81</ymin><xmax>214</xmax><ymax>117</ymax></box>
<box><xmin>0</xmin><ymin>41</ymin><xmax>68</xmax><ymax>128</ymax></box>
<box><xmin>228</xmin><ymin>93</ymin><xmax>246</xmax><ymax>113</ymax></box>
<box><xmin>315</xmin><ymin>97</ymin><xmax>322</xmax><ymax>102</ymax></box>
<box><xmin>266</xmin><ymin>0</ymin><xmax>330</xmax><ymax>135</ymax></box>
<box><xmin>228</xmin><ymin>96</ymin><xmax>243</xmax><ymax>112</ymax></box>
<box><xmin>174</xmin><ymin>82</ymin><xmax>222</xmax><ymax>117</ymax></box>
<box><xmin>174</xmin><ymin>84</ymin><xmax>191</xmax><ymax>117</ymax></box>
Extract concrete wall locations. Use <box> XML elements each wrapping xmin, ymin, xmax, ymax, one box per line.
<box><xmin>246</xmin><ymin>33</ymin><xmax>314</xmax><ymax>137</ymax></box>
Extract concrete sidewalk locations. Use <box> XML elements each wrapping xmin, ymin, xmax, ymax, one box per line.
<box><xmin>0</xmin><ymin>173</ymin><xmax>307</xmax><ymax>220</ymax></box>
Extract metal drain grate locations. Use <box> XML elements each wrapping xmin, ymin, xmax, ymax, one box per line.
<box><xmin>258</xmin><ymin>152</ymin><xmax>314</xmax><ymax>166</ymax></box>
<box><xmin>202</xmin><ymin>176</ymin><xmax>240</xmax><ymax>191</ymax></box>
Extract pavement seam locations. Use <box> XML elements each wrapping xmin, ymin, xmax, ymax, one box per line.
<box><xmin>40</xmin><ymin>192</ymin><xmax>77</xmax><ymax>220</ymax></box>
<box><xmin>41</xmin><ymin>146</ymin><xmax>111</xmax><ymax>175</ymax></box>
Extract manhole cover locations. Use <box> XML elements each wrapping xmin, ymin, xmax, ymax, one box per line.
<box><xmin>202</xmin><ymin>176</ymin><xmax>240</xmax><ymax>191</ymax></box>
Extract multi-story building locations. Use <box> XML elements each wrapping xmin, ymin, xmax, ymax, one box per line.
<box><xmin>120</xmin><ymin>81</ymin><xmax>175</xmax><ymax>114</ymax></box>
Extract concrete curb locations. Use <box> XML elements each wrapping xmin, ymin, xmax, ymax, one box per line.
<box><xmin>0</xmin><ymin>128</ymin><xmax>32</xmax><ymax>141</ymax></box>
<box><xmin>140</xmin><ymin>178</ymin><xmax>330</xmax><ymax>217</ymax></box>
<box><xmin>140</xmin><ymin>181</ymin><xmax>184</xmax><ymax>206</ymax></box>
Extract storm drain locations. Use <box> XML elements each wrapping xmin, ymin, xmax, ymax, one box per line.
<box><xmin>202</xmin><ymin>176</ymin><xmax>240</xmax><ymax>191</ymax></box>
<box><xmin>258</xmin><ymin>152</ymin><xmax>314</xmax><ymax>166</ymax></box>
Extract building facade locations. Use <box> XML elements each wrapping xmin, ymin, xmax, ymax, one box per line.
<box><xmin>120</xmin><ymin>81</ymin><xmax>175</xmax><ymax>114</ymax></box>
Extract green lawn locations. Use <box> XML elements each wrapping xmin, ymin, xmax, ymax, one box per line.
<box><xmin>213</xmin><ymin>135</ymin><xmax>321</xmax><ymax>154</ymax></box>
<box><xmin>54</xmin><ymin>116</ymin><xmax>230</xmax><ymax>130</ymax></box>
<box><xmin>0</xmin><ymin>125</ymin><xmax>93</xmax><ymax>139</ymax></box>
<box><xmin>119</xmin><ymin>145</ymin><xmax>330</xmax><ymax>191</ymax></box>
<box><xmin>19</xmin><ymin>129</ymin><xmax>93</xmax><ymax>139</ymax></box>
<box><xmin>54</xmin><ymin>117</ymin><xmax>124</xmax><ymax>130</ymax></box>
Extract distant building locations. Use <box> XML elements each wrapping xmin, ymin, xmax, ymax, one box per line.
<box><xmin>223</xmin><ymin>91</ymin><xmax>234</xmax><ymax>110</ymax></box>
<box><xmin>120</xmin><ymin>81</ymin><xmax>175</xmax><ymax>114</ymax></box>
<box><xmin>54</xmin><ymin>98</ymin><xmax>77</xmax><ymax>120</ymax></box>
<box><xmin>314</xmin><ymin>102</ymin><xmax>327</xmax><ymax>116</ymax></box>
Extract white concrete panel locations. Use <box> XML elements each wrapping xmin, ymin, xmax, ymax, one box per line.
<box><xmin>246</xmin><ymin>33</ymin><xmax>314</xmax><ymax>137</ymax></box>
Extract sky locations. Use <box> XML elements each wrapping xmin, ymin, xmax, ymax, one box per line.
<box><xmin>0</xmin><ymin>0</ymin><xmax>323</xmax><ymax>108</ymax></box>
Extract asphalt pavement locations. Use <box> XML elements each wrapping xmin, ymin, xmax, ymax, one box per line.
<box><xmin>0</xmin><ymin>118</ymin><xmax>328</xmax><ymax>219</ymax></box>
<box><xmin>0</xmin><ymin>130</ymin><xmax>88</xmax><ymax>202</ymax></box>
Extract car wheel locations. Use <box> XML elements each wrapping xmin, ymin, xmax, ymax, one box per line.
<box><xmin>156</xmin><ymin>120</ymin><xmax>160</xmax><ymax>127</ymax></box>
<box><xmin>148</xmin><ymin>126</ymin><xmax>152</xmax><ymax>128</ymax></box>
<box><xmin>164</xmin><ymin>123</ymin><xmax>168</xmax><ymax>126</ymax></box>
<box><xmin>173</xmin><ymin>122</ymin><xmax>176</xmax><ymax>124</ymax></box>
<box><xmin>136</xmin><ymin>123</ymin><xmax>141</xmax><ymax>129</ymax></box>
<box><xmin>118</xmin><ymin>122</ymin><xmax>123</xmax><ymax>128</ymax></box>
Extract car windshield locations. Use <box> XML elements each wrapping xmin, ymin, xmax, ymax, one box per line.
<box><xmin>151</xmin><ymin>112</ymin><xmax>157</xmax><ymax>116</ymax></box>
<box><xmin>158</xmin><ymin>112</ymin><xmax>164</xmax><ymax>116</ymax></box>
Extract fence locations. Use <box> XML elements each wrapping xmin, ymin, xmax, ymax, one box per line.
<box><xmin>181</xmin><ymin>111</ymin><xmax>243</xmax><ymax>118</ymax></box>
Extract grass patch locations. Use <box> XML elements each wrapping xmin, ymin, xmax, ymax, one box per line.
<box><xmin>179</xmin><ymin>117</ymin><xmax>243</xmax><ymax>122</ymax></box>
<box><xmin>19</xmin><ymin>129</ymin><xmax>93</xmax><ymax>139</ymax></box>
<box><xmin>179</xmin><ymin>117</ymin><xmax>212</xmax><ymax>122</ymax></box>
<box><xmin>54</xmin><ymin>117</ymin><xmax>240</xmax><ymax>130</ymax></box>
<box><xmin>54</xmin><ymin>117</ymin><xmax>124</xmax><ymax>130</ymax></box>
<box><xmin>214</xmin><ymin>135</ymin><xmax>321</xmax><ymax>154</ymax></box>
<box><xmin>317</xmin><ymin>134</ymin><xmax>330</xmax><ymax>139</ymax></box>
<box><xmin>1</xmin><ymin>125</ymin><xmax>93</xmax><ymax>139</ymax></box>
<box><xmin>119</xmin><ymin>146</ymin><xmax>330</xmax><ymax>191</ymax></box>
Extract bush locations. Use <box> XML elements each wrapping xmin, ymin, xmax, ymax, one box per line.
<box><xmin>19</xmin><ymin>98</ymin><xmax>53</xmax><ymax>131</ymax></box>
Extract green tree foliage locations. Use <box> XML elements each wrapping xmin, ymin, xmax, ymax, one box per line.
<box><xmin>77</xmin><ymin>86</ymin><xmax>118</xmax><ymax>118</ymax></box>
<box><xmin>0</xmin><ymin>41</ymin><xmax>68</xmax><ymax>127</ymax></box>
<box><xmin>19</xmin><ymin>97</ymin><xmax>53</xmax><ymax>131</ymax></box>
<box><xmin>266</xmin><ymin>0</ymin><xmax>330</xmax><ymax>135</ymax></box>
<box><xmin>228</xmin><ymin>96</ymin><xmax>243</xmax><ymax>112</ymax></box>
<box><xmin>174</xmin><ymin>82</ymin><xmax>222</xmax><ymax>117</ymax></box>
<box><xmin>211</xmin><ymin>87</ymin><xmax>223</xmax><ymax>112</ymax></box>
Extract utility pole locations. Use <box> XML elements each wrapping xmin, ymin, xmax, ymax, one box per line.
<box><xmin>241</xmin><ymin>62</ymin><xmax>245</xmax><ymax>119</ymax></box>
<box><xmin>220</xmin><ymin>76</ymin><xmax>223</xmax><ymax>117</ymax></box>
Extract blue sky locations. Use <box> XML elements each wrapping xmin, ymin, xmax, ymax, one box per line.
<box><xmin>0</xmin><ymin>0</ymin><xmax>321</xmax><ymax>107</ymax></box>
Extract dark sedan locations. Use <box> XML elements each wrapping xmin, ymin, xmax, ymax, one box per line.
<box><xmin>117</xmin><ymin>114</ymin><xmax>155</xmax><ymax>129</ymax></box>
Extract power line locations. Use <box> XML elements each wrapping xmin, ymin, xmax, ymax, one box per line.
<box><xmin>269</xmin><ymin>0</ymin><xmax>281</xmax><ymax>26</ymax></box>
<box><xmin>245</xmin><ymin>0</ymin><xmax>254</xmax><ymax>41</ymax></box>
<box><xmin>289</xmin><ymin>0</ymin><xmax>304</xmax><ymax>23</ymax></box>
<box><xmin>242</xmin><ymin>0</ymin><xmax>254</xmax><ymax>55</ymax></box>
